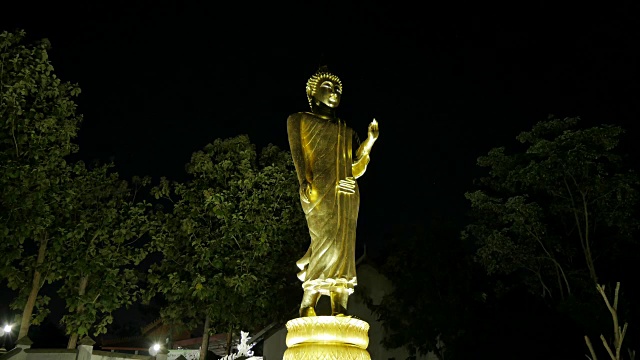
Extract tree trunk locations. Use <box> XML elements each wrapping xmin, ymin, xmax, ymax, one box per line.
<box><xmin>584</xmin><ymin>240</ymin><xmax>598</xmax><ymax>285</ymax></box>
<box><xmin>67</xmin><ymin>332</ymin><xmax>79</xmax><ymax>350</ymax></box>
<box><xmin>581</xmin><ymin>192</ymin><xmax>598</xmax><ymax>284</ymax></box>
<box><xmin>67</xmin><ymin>275</ymin><xmax>90</xmax><ymax>349</ymax></box>
<box><xmin>225</xmin><ymin>327</ymin><xmax>233</xmax><ymax>355</ymax></box>
<box><xmin>17</xmin><ymin>236</ymin><xmax>49</xmax><ymax>340</ymax></box>
<box><xmin>199</xmin><ymin>315</ymin><xmax>210</xmax><ymax>360</ymax></box>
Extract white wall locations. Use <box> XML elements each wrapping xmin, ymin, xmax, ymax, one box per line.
<box><xmin>262</xmin><ymin>327</ymin><xmax>286</xmax><ymax>360</ymax></box>
<box><xmin>91</xmin><ymin>350</ymin><xmax>151</xmax><ymax>360</ymax></box>
<box><xmin>23</xmin><ymin>349</ymin><xmax>77</xmax><ymax>360</ymax></box>
<box><xmin>2</xmin><ymin>348</ymin><xmax>151</xmax><ymax>360</ymax></box>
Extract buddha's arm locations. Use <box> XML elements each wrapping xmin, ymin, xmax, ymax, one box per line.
<box><xmin>352</xmin><ymin>120</ymin><xmax>379</xmax><ymax>179</ymax></box>
<box><xmin>287</xmin><ymin>114</ymin><xmax>312</xmax><ymax>202</ymax></box>
<box><xmin>352</xmin><ymin>140</ymin><xmax>372</xmax><ymax>179</ymax></box>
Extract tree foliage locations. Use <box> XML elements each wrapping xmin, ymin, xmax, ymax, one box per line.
<box><xmin>463</xmin><ymin>117</ymin><xmax>639</xmax><ymax>302</ymax></box>
<box><xmin>1</xmin><ymin>30</ymin><xmax>155</xmax><ymax>343</ymax></box>
<box><xmin>146</xmin><ymin>135</ymin><xmax>307</xmax><ymax>348</ymax></box>
<box><xmin>57</xmin><ymin>164</ymin><xmax>153</xmax><ymax>348</ymax></box>
<box><xmin>0</xmin><ymin>29</ymin><xmax>82</xmax><ymax>339</ymax></box>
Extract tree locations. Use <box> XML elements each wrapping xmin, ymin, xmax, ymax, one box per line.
<box><xmin>369</xmin><ymin>218</ymin><xmax>484</xmax><ymax>360</ymax></box>
<box><xmin>0</xmin><ymin>30</ymin><xmax>82</xmax><ymax>340</ymax></box>
<box><xmin>146</xmin><ymin>135</ymin><xmax>307</xmax><ymax>359</ymax></box>
<box><xmin>56</xmin><ymin>163</ymin><xmax>153</xmax><ymax>348</ymax></box>
<box><xmin>463</xmin><ymin>117</ymin><xmax>639</xmax><ymax>303</ymax></box>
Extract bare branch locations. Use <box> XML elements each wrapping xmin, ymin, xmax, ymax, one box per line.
<box><xmin>616</xmin><ymin>323</ymin><xmax>628</xmax><ymax>360</ymax></box>
<box><xmin>596</xmin><ymin>283</ymin><xmax>619</xmax><ymax>345</ymax></box>
<box><xmin>600</xmin><ymin>334</ymin><xmax>615</xmax><ymax>360</ymax></box>
<box><xmin>585</xmin><ymin>335</ymin><xmax>598</xmax><ymax>360</ymax></box>
<box><xmin>613</xmin><ymin>282</ymin><xmax>620</xmax><ymax>313</ymax></box>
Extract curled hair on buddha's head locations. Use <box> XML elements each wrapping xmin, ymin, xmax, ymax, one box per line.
<box><xmin>306</xmin><ymin>65</ymin><xmax>342</xmax><ymax>109</ymax></box>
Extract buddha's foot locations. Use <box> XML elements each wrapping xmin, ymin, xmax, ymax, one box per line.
<box><xmin>300</xmin><ymin>306</ymin><xmax>317</xmax><ymax>317</ymax></box>
<box><xmin>335</xmin><ymin>313</ymin><xmax>352</xmax><ymax>318</ymax></box>
<box><xmin>331</xmin><ymin>304</ymin><xmax>348</xmax><ymax>317</ymax></box>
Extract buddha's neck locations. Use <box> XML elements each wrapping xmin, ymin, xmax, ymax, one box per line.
<box><xmin>311</xmin><ymin>102</ymin><xmax>337</xmax><ymax>121</ymax></box>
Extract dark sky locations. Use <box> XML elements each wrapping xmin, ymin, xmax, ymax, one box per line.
<box><xmin>2</xmin><ymin>0</ymin><xmax>639</xmax><ymax>337</ymax></box>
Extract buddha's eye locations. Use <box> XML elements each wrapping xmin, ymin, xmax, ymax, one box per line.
<box><xmin>320</xmin><ymin>81</ymin><xmax>333</xmax><ymax>89</ymax></box>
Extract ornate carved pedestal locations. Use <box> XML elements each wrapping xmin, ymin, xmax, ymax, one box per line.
<box><xmin>283</xmin><ymin>316</ymin><xmax>370</xmax><ymax>360</ymax></box>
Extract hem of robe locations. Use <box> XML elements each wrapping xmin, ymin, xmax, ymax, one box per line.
<box><xmin>301</xmin><ymin>277</ymin><xmax>357</xmax><ymax>295</ymax></box>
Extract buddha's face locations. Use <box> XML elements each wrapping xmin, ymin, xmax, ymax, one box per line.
<box><xmin>313</xmin><ymin>79</ymin><xmax>342</xmax><ymax>108</ymax></box>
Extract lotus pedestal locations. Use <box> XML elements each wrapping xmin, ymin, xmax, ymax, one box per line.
<box><xmin>283</xmin><ymin>316</ymin><xmax>370</xmax><ymax>360</ymax></box>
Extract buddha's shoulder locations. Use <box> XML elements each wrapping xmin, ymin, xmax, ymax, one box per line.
<box><xmin>287</xmin><ymin>112</ymin><xmax>337</xmax><ymax>123</ymax></box>
<box><xmin>287</xmin><ymin>112</ymin><xmax>316</xmax><ymax>120</ymax></box>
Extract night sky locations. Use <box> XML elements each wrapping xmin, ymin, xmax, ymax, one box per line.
<box><xmin>2</xmin><ymin>0</ymin><xmax>639</xmax><ymax>341</ymax></box>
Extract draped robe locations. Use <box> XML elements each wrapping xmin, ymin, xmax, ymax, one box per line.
<box><xmin>287</xmin><ymin>112</ymin><xmax>369</xmax><ymax>296</ymax></box>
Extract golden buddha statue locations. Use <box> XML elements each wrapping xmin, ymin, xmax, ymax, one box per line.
<box><xmin>287</xmin><ymin>66</ymin><xmax>379</xmax><ymax>317</ymax></box>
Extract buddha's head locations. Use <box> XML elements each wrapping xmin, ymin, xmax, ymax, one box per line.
<box><xmin>306</xmin><ymin>66</ymin><xmax>342</xmax><ymax>111</ymax></box>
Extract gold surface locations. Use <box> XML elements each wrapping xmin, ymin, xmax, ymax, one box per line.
<box><xmin>283</xmin><ymin>344</ymin><xmax>370</xmax><ymax>360</ymax></box>
<box><xmin>283</xmin><ymin>317</ymin><xmax>371</xmax><ymax>360</ymax></box>
<box><xmin>287</xmin><ymin>66</ymin><xmax>379</xmax><ymax>317</ymax></box>
<box><xmin>286</xmin><ymin>316</ymin><xmax>370</xmax><ymax>348</ymax></box>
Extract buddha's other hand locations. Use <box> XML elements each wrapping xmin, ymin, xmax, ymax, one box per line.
<box><xmin>368</xmin><ymin>119</ymin><xmax>379</xmax><ymax>141</ymax></box>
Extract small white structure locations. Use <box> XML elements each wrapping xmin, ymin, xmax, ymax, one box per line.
<box><xmin>220</xmin><ymin>331</ymin><xmax>262</xmax><ymax>360</ymax></box>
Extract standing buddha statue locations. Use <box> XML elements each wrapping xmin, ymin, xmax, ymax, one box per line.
<box><xmin>287</xmin><ymin>66</ymin><xmax>379</xmax><ymax>317</ymax></box>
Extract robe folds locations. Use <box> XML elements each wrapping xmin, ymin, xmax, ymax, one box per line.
<box><xmin>287</xmin><ymin>112</ymin><xmax>361</xmax><ymax>295</ymax></box>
